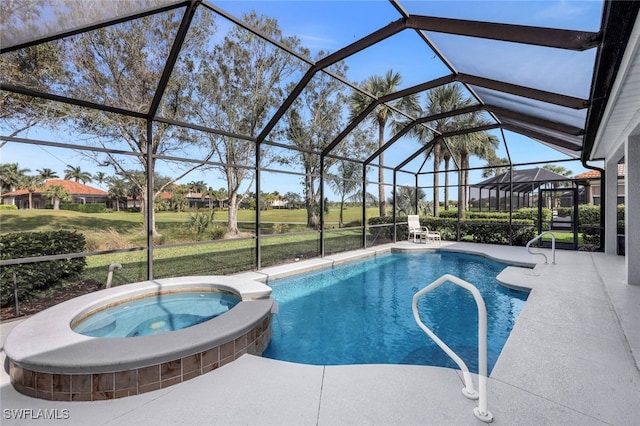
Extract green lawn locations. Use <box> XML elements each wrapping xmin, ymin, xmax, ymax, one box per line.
<box><xmin>0</xmin><ymin>207</ymin><xmax>378</xmax><ymax>234</ymax></box>
<box><xmin>0</xmin><ymin>208</ymin><xmax>372</xmax><ymax>282</ymax></box>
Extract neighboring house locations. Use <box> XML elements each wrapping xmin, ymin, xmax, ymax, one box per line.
<box><xmin>575</xmin><ymin>164</ymin><xmax>625</xmax><ymax>205</ymax></box>
<box><xmin>1</xmin><ymin>179</ymin><xmax>108</xmax><ymax>209</ymax></box>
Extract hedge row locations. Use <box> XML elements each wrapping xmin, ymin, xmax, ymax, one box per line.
<box><xmin>59</xmin><ymin>203</ymin><xmax>107</xmax><ymax>213</ymax></box>
<box><xmin>0</xmin><ymin>230</ymin><xmax>87</xmax><ymax>307</ymax></box>
<box><xmin>0</xmin><ymin>204</ymin><xmax>18</xmax><ymax>210</ymax></box>
<box><xmin>369</xmin><ymin>216</ymin><xmax>536</xmax><ymax>246</ymax></box>
<box><xmin>439</xmin><ymin>207</ymin><xmax>552</xmax><ymax>222</ymax></box>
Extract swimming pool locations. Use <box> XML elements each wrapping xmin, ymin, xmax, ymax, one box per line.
<box><xmin>264</xmin><ymin>251</ymin><xmax>528</xmax><ymax>374</ymax></box>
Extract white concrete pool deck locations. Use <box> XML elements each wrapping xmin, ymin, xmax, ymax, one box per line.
<box><xmin>2</xmin><ymin>242</ymin><xmax>640</xmax><ymax>425</ymax></box>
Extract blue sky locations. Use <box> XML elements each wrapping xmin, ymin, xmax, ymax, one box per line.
<box><xmin>1</xmin><ymin>0</ymin><xmax>603</xmax><ymax>199</ymax></box>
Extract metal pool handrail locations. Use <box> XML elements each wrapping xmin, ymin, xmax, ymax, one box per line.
<box><xmin>412</xmin><ymin>274</ymin><xmax>494</xmax><ymax>423</ymax></box>
<box><xmin>526</xmin><ymin>231</ymin><xmax>556</xmax><ymax>264</ymax></box>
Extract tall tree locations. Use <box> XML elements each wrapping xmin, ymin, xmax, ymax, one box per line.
<box><xmin>349</xmin><ymin>70</ymin><xmax>419</xmax><ymax>217</ymax></box>
<box><xmin>0</xmin><ymin>163</ymin><xmax>30</xmax><ymax>197</ymax></box>
<box><xmin>442</xmin><ymin>143</ymin><xmax>453</xmax><ymax>211</ymax></box>
<box><xmin>448</xmin><ymin>115</ymin><xmax>500</xmax><ymax>217</ymax></box>
<box><xmin>482</xmin><ymin>154</ymin><xmax>511</xmax><ymax>178</ymax></box>
<box><xmin>106</xmin><ymin>176</ymin><xmax>127</xmax><ymax>212</ymax></box>
<box><xmin>543</xmin><ymin>164</ymin><xmax>573</xmax><ymax>177</ymax></box>
<box><xmin>64</xmin><ymin>165</ymin><xmax>92</xmax><ymax>183</ymax></box>
<box><xmin>65</xmin><ymin>9</ymin><xmax>217</xmax><ymax>236</ymax></box>
<box><xmin>389</xmin><ymin>186</ymin><xmax>426</xmax><ymax>216</ymax></box>
<box><xmin>0</xmin><ymin>1</ymin><xmax>69</xmax><ymax>141</ymax></box>
<box><xmin>21</xmin><ymin>175</ymin><xmax>44</xmax><ymax>209</ymax></box>
<box><xmin>42</xmin><ymin>184</ymin><xmax>71</xmax><ymax>210</ymax></box>
<box><xmin>37</xmin><ymin>168</ymin><xmax>59</xmax><ymax>180</ymax></box>
<box><xmin>419</xmin><ymin>84</ymin><xmax>472</xmax><ymax>217</ymax></box>
<box><xmin>192</xmin><ymin>12</ymin><xmax>302</xmax><ymax>235</ymax></box>
<box><xmin>92</xmin><ymin>171</ymin><xmax>107</xmax><ymax>187</ymax></box>
<box><xmin>188</xmin><ymin>181</ymin><xmax>207</xmax><ymax>195</ymax></box>
<box><xmin>284</xmin><ymin>66</ymin><xmax>345</xmax><ymax>228</ymax></box>
<box><xmin>327</xmin><ymin>160</ymin><xmax>363</xmax><ymax>228</ymax></box>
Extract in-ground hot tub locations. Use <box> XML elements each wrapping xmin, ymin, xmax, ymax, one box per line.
<box><xmin>4</xmin><ymin>276</ymin><xmax>274</xmax><ymax>401</ymax></box>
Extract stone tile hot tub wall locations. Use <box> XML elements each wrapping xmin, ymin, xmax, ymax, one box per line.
<box><xmin>8</xmin><ymin>314</ymin><xmax>272</xmax><ymax>401</ymax></box>
<box><xmin>4</xmin><ymin>276</ymin><xmax>274</xmax><ymax>401</ymax></box>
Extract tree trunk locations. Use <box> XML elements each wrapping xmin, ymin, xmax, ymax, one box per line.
<box><xmin>433</xmin><ymin>141</ymin><xmax>441</xmax><ymax>217</ymax></box>
<box><xmin>444</xmin><ymin>156</ymin><xmax>450</xmax><ymax>210</ymax></box>
<box><xmin>228</xmin><ymin>191</ymin><xmax>239</xmax><ymax>235</ymax></box>
<box><xmin>305</xmin><ymin>173</ymin><xmax>319</xmax><ymax>229</ymax></box>
<box><xmin>378</xmin><ymin>124</ymin><xmax>386</xmax><ymax>217</ymax></box>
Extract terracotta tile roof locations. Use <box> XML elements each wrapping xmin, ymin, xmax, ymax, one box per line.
<box><xmin>575</xmin><ymin>170</ymin><xmax>600</xmax><ymax>179</ymax></box>
<box><xmin>575</xmin><ymin>164</ymin><xmax>625</xmax><ymax>180</ymax></box>
<box><xmin>1</xmin><ymin>179</ymin><xmax>108</xmax><ymax>197</ymax></box>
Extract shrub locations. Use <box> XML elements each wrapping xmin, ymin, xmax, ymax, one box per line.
<box><xmin>467</xmin><ymin>211</ymin><xmax>510</xmax><ymax>220</ymax></box>
<box><xmin>84</xmin><ymin>228</ymin><xmax>131</xmax><ymax>251</ymax></box>
<box><xmin>60</xmin><ymin>203</ymin><xmax>107</xmax><ymax>213</ymax></box>
<box><xmin>188</xmin><ymin>210</ymin><xmax>215</xmax><ymax>241</ymax></box>
<box><xmin>439</xmin><ymin>210</ymin><xmax>459</xmax><ymax>218</ymax></box>
<box><xmin>0</xmin><ymin>204</ymin><xmax>17</xmax><ymax>210</ymax></box>
<box><xmin>512</xmin><ymin>207</ymin><xmax>551</xmax><ymax>222</ymax></box>
<box><xmin>578</xmin><ymin>204</ymin><xmax>600</xmax><ymax>225</ymax></box>
<box><xmin>0</xmin><ymin>230</ymin><xmax>87</xmax><ymax>307</ymax></box>
<box><xmin>272</xmin><ymin>223</ymin><xmax>290</xmax><ymax>234</ymax></box>
<box><xmin>207</xmin><ymin>225</ymin><xmax>227</xmax><ymax>240</ymax></box>
<box><xmin>368</xmin><ymin>216</ymin><xmax>535</xmax><ymax>246</ymax></box>
<box><xmin>579</xmin><ymin>204</ymin><xmax>601</xmax><ymax>246</ymax></box>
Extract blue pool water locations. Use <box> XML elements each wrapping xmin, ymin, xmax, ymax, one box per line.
<box><xmin>73</xmin><ymin>292</ymin><xmax>240</xmax><ymax>338</ymax></box>
<box><xmin>264</xmin><ymin>252</ymin><xmax>528</xmax><ymax>374</ymax></box>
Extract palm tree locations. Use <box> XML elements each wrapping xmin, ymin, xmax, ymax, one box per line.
<box><xmin>1</xmin><ymin>163</ymin><xmax>30</xmax><ymax>196</ymax></box>
<box><xmin>43</xmin><ymin>184</ymin><xmax>71</xmax><ymax>210</ymax></box>
<box><xmin>482</xmin><ymin>154</ymin><xmax>511</xmax><ymax>178</ymax></box>
<box><xmin>419</xmin><ymin>84</ymin><xmax>472</xmax><ymax>217</ymax></box>
<box><xmin>107</xmin><ymin>176</ymin><xmax>127</xmax><ymax>211</ymax></box>
<box><xmin>349</xmin><ymin>70</ymin><xmax>419</xmax><ymax>217</ymax></box>
<box><xmin>448</xmin><ymin>115</ymin><xmax>500</xmax><ymax>217</ymax></box>
<box><xmin>36</xmin><ymin>168</ymin><xmax>59</xmax><ymax>180</ymax></box>
<box><xmin>64</xmin><ymin>165</ymin><xmax>92</xmax><ymax>183</ymax></box>
<box><xmin>93</xmin><ymin>171</ymin><xmax>107</xmax><ymax>187</ymax></box>
<box><xmin>390</xmin><ymin>186</ymin><xmax>426</xmax><ymax>216</ymax></box>
<box><xmin>327</xmin><ymin>160</ymin><xmax>363</xmax><ymax>227</ymax></box>
<box><xmin>442</xmin><ymin>144</ymin><xmax>453</xmax><ymax>211</ymax></box>
<box><xmin>21</xmin><ymin>175</ymin><xmax>44</xmax><ymax>209</ymax></box>
<box><xmin>200</xmin><ymin>186</ymin><xmax>222</xmax><ymax>210</ymax></box>
<box><xmin>188</xmin><ymin>180</ymin><xmax>207</xmax><ymax>195</ymax></box>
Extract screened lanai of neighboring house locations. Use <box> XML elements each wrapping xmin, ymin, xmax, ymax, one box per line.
<box><xmin>470</xmin><ymin>167</ymin><xmax>575</xmax><ymax>212</ymax></box>
<box><xmin>1</xmin><ymin>0</ymin><xmax>639</xmax><ymax>286</ymax></box>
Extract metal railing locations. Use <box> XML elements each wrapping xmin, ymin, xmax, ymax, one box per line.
<box><xmin>412</xmin><ymin>274</ymin><xmax>494</xmax><ymax>423</ymax></box>
<box><xmin>526</xmin><ymin>231</ymin><xmax>556</xmax><ymax>264</ymax></box>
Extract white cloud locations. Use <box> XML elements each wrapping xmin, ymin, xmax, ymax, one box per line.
<box><xmin>537</xmin><ymin>0</ymin><xmax>587</xmax><ymax>20</ymax></box>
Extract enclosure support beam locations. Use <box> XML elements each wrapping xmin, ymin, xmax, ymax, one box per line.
<box><xmin>604</xmin><ymin>147</ymin><xmax>622</xmax><ymax>255</ymax></box>
<box><xmin>625</xmin><ymin>134</ymin><xmax>640</xmax><ymax>285</ymax></box>
<box><xmin>146</xmin><ymin>120</ymin><xmax>154</xmax><ymax>280</ymax></box>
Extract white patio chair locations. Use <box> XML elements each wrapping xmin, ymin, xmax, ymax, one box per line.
<box><xmin>407</xmin><ymin>215</ymin><xmax>427</xmax><ymax>243</ymax></box>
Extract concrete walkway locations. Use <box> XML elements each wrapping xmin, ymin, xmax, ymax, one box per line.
<box><xmin>2</xmin><ymin>242</ymin><xmax>639</xmax><ymax>425</ymax></box>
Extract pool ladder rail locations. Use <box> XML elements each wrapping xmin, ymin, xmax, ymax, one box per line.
<box><xmin>526</xmin><ymin>231</ymin><xmax>556</xmax><ymax>264</ymax></box>
<box><xmin>412</xmin><ymin>274</ymin><xmax>494</xmax><ymax>423</ymax></box>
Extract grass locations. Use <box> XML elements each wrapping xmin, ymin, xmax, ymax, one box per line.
<box><xmin>0</xmin><ymin>208</ymin><xmax>372</xmax><ymax>287</ymax></box>
<box><xmin>0</xmin><ymin>207</ymin><xmax>377</xmax><ymax>234</ymax></box>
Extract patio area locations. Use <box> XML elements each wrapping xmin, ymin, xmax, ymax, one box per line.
<box><xmin>2</xmin><ymin>242</ymin><xmax>639</xmax><ymax>425</ymax></box>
